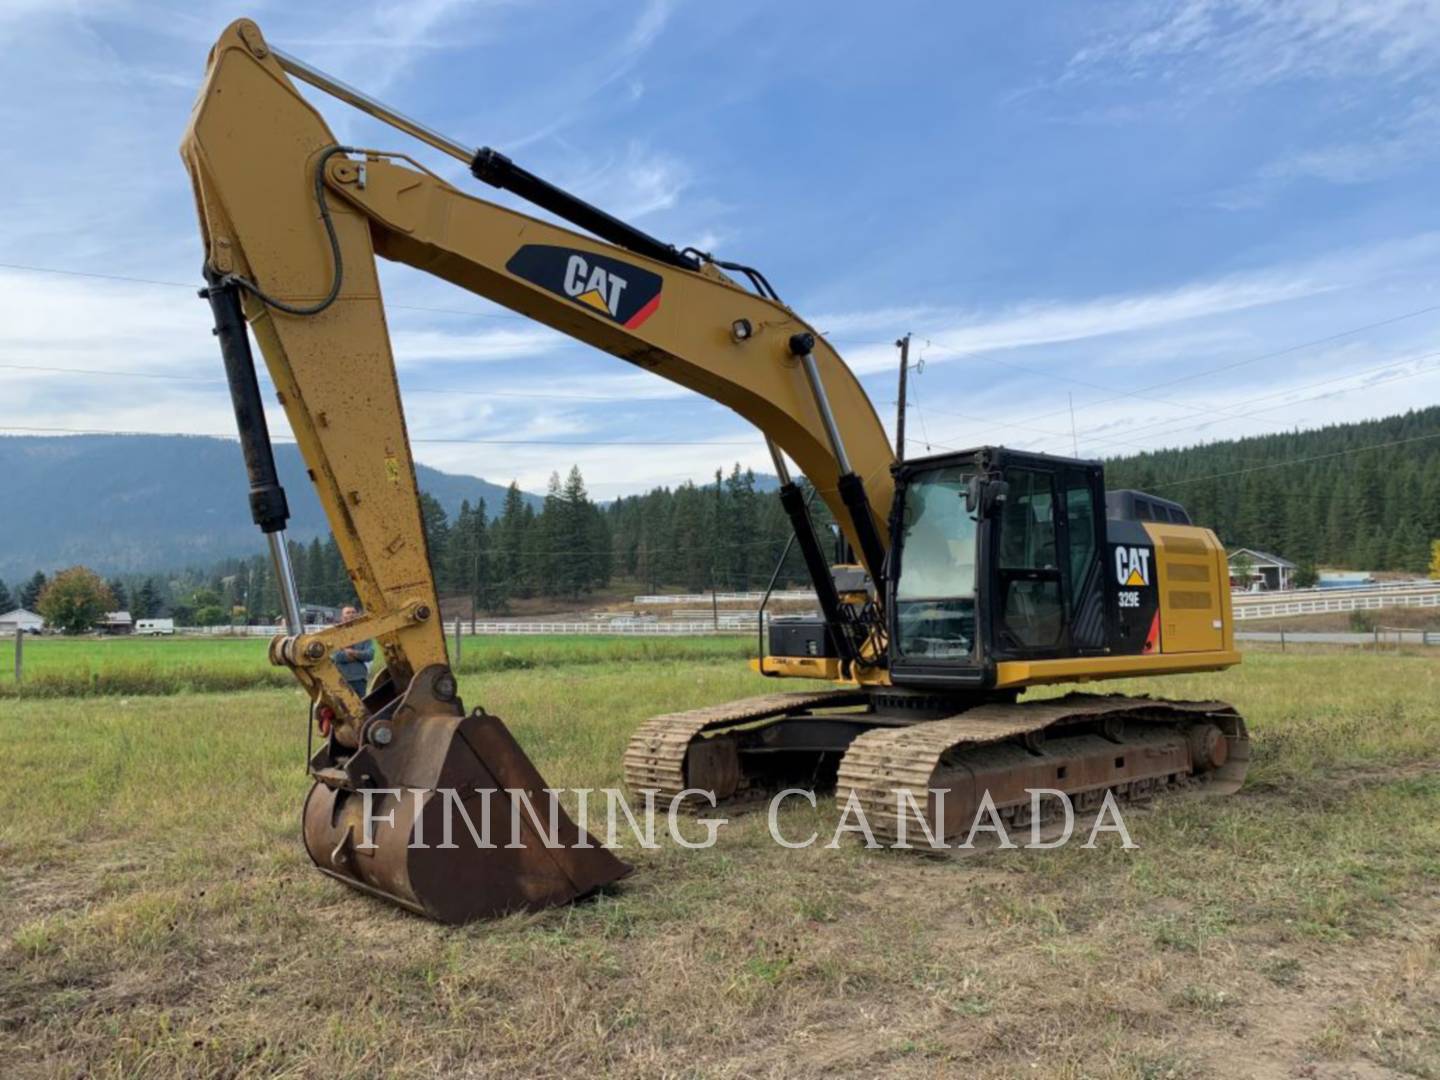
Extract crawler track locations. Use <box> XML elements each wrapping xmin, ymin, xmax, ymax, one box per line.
<box><xmin>835</xmin><ymin>693</ymin><xmax>1249</xmax><ymax>845</ymax></box>
<box><xmin>624</xmin><ymin>690</ymin><xmax>1249</xmax><ymax>844</ymax></box>
<box><xmin>622</xmin><ymin>689</ymin><xmax>867</xmax><ymax>800</ymax></box>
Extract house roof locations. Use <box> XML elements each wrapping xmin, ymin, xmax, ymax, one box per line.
<box><xmin>0</xmin><ymin>607</ymin><xmax>42</xmax><ymax>623</ymax></box>
<box><xmin>101</xmin><ymin>610</ymin><xmax>133</xmax><ymax>623</ymax></box>
<box><xmin>1227</xmin><ymin>547</ymin><xmax>1296</xmax><ymax>569</ymax></box>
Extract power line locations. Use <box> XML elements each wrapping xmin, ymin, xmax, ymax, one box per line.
<box><xmin>914</xmin><ymin>300</ymin><xmax>1440</xmax><ymax>448</ymax></box>
<box><xmin>908</xmin><ymin>338</ymin><xmax>1289</xmax><ymax>444</ymax></box>
<box><xmin>1029</xmin><ymin>347</ymin><xmax>1440</xmax><ymax>458</ymax></box>
<box><xmin>0</xmin><ymin>360</ymin><xmax>654</xmax><ymax>403</ymax></box>
<box><xmin>10</xmin><ymin>256</ymin><xmax>1440</xmax><ymax>457</ymax></box>
<box><xmin>1154</xmin><ymin>430</ymin><xmax>1440</xmax><ymax>489</ymax></box>
<box><xmin>0</xmin><ymin>259</ymin><xmax>530</xmax><ymax>323</ymax></box>
<box><xmin>0</xmin><ymin>424</ymin><xmax>757</xmax><ymax>448</ymax></box>
<box><xmin>914</xmin><ymin>342</ymin><xmax>1440</xmax><ymax>460</ymax></box>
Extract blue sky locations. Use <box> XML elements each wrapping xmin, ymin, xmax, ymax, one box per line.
<box><xmin>3</xmin><ymin>1</ymin><xmax>1440</xmax><ymax>498</ymax></box>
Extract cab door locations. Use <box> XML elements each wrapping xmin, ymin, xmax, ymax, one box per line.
<box><xmin>990</xmin><ymin>458</ymin><xmax>1107</xmax><ymax>659</ymax></box>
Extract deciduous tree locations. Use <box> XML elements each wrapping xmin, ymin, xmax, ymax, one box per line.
<box><xmin>36</xmin><ymin>567</ymin><xmax>115</xmax><ymax>634</ymax></box>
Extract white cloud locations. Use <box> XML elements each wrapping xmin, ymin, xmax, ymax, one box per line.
<box><xmin>829</xmin><ymin>268</ymin><xmax>1328</xmax><ymax>376</ymax></box>
<box><xmin>558</xmin><ymin>141</ymin><xmax>693</xmax><ymax>222</ymax></box>
<box><xmin>1069</xmin><ymin>0</ymin><xmax>1440</xmax><ymax>87</ymax></box>
<box><xmin>1259</xmin><ymin>97</ymin><xmax>1440</xmax><ymax>185</ymax></box>
<box><xmin>390</xmin><ymin>326</ymin><xmax>566</xmax><ymax>364</ymax></box>
<box><xmin>827</xmin><ymin>231</ymin><xmax>1440</xmax><ymax>377</ymax></box>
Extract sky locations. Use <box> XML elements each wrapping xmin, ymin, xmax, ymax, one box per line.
<box><xmin>3</xmin><ymin>0</ymin><xmax>1440</xmax><ymax>499</ymax></box>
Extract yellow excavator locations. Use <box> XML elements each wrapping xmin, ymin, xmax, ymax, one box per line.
<box><xmin>181</xmin><ymin>20</ymin><xmax>1249</xmax><ymax>923</ymax></box>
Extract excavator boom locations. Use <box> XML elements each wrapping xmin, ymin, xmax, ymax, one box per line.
<box><xmin>181</xmin><ymin>19</ymin><xmax>895</xmax><ymax>921</ymax></box>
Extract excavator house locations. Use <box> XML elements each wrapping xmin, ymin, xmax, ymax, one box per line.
<box><xmin>182</xmin><ymin>20</ymin><xmax>1249</xmax><ymax>924</ymax></box>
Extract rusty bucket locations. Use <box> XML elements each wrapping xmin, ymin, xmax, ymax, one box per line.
<box><xmin>302</xmin><ymin>667</ymin><xmax>630</xmax><ymax>923</ymax></box>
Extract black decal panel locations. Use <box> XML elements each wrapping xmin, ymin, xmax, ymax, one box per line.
<box><xmin>506</xmin><ymin>244</ymin><xmax>663</xmax><ymax>329</ymax></box>
<box><xmin>1106</xmin><ymin>520</ymin><xmax>1160</xmax><ymax>655</ymax></box>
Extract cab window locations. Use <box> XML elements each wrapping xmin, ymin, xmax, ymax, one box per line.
<box><xmin>995</xmin><ymin>469</ymin><xmax>1064</xmax><ymax>650</ymax></box>
<box><xmin>894</xmin><ymin>465</ymin><xmax>977</xmax><ymax>660</ymax></box>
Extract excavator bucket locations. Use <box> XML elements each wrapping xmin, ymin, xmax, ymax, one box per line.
<box><xmin>302</xmin><ymin>669</ymin><xmax>630</xmax><ymax>923</ymax></box>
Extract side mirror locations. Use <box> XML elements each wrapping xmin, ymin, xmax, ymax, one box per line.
<box><xmin>965</xmin><ymin>476</ymin><xmax>1009</xmax><ymax>517</ymax></box>
<box><xmin>984</xmin><ymin>480</ymin><xmax>1010</xmax><ymax>516</ymax></box>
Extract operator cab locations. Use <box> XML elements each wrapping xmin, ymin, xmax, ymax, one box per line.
<box><xmin>887</xmin><ymin>446</ymin><xmax>1110</xmax><ymax>689</ymax></box>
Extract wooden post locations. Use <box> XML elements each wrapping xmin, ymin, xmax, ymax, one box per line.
<box><xmin>1279</xmin><ymin>628</ymin><xmax>1285</xmax><ymax>653</ymax></box>
<box><xmin>454</xmin><ymin>616</ymin><xmax>462</xmax><ymax>667</ymax></box>
<box><xmin>13</xmin><ymin>628</ymin><xmax>21</xmax><ymax>684</ymax></box>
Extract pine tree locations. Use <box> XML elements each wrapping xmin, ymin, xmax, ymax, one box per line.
<box><xmin>0</xmin><ymin>579</ymin><xmax>14</xmax><ymax>615</ymax></box>
<box><xmin>135</xmin><ymin>578</ymin><xmax>163</xmax><ymax>619</ymax></box>
<box><xmin>532</xmin><ymin>471</ymin><xmax>566</xmax><ymax>596</ymax></box>
<box><xmin>492</xmin><ymin>483</ymin><xmax>530</xmax><ymax>606</ymax></box>
<box><xmin>304</xmin><ymin>537</ymin><xmax>325</xmax><ymax>603</ymax></box>
<box><xmin>20</xmin><ymin>571</ymin><xmax>46</xmax><ymax>611</ymax></box>
<box><xmin>561</xmin><ymin>465</ymin><xmax>599</xmax><ymax>595</ymax></box>
<box><xmin>322</xmin><ymin>536</ymin><xmax>350</xmax><ymax>607</ymax></box>
<box><xmin>418</xmin><ymin>492</ymin><xmax>450</xmax><ymax>579</ymax></box>
<box><xmin>1387</xmin><ymin>519</ymin><xmax>1430</xmax><ymax>574</ymax></box>
<box><xmin>107</xmin><ymin>578</ymin><xmax>128</xmax><ymax>613</ymax></box>
<box><xmin>441</xmin><ymin>499</ymin><xmax>491</xmax><ymax>610</ymax></box>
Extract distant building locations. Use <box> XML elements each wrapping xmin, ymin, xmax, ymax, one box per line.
<box><xmin>1227</xmin><ymin>548</ymin><xmax>1296</xmax><ymax>592</ymax></box>
<box><xmin>0</xmin><ymin>608</ymin><xmax>44</xmax><ymax>634</ymax></box>
<box><xmin>299</xmin><ymin>603</ymin><xmax>341</xmax><ymax>626</ymax></box>
<box><xmin>1317</xmin><ymin>571</ymin><xmax>1376</xmax><ymax>589</ymax></box>
<box><xmin>98</xmin><ymin>610</ymin><xmax>133</xmax><ymax>635</ymax></box>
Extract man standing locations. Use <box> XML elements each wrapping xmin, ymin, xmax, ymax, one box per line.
<box><xmin>332</xmin><ymin>605</ymin><xmax>373</xmax><ymax>700</ymax></box>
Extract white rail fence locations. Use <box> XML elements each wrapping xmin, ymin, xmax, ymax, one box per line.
<box><xmin>187</xmin><ymin>619</ymin><xmax>762</xmax><ymax>637</ymax></box>
<box><xmin>173</xmin><ymin>621</ymin><xmax>1440</xmax><ymax>644</ymax></box>
<box><xmin>171</xmin><ymin>578</ymin><xmax>1440</xmax><ymax>635</ymax></box>
<box><xmin>1237</xmin><ymin>629</ymin><xmax>1440</xmax><ymax>647</ymax></box>
<box><xmin>1232</xmin><ymin>580</ymin><xmax>1440</xmax><ymax>620</ymax></box>
<box><xmin>633</xmin><ymin>591</ymin><xmax>815</xmax><ymax>605</ymax></box>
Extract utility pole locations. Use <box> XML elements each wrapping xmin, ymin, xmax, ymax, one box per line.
<box><xmin>895</xmin><ymin>333</ymin><xmax>912</xmax><ymax>462</ymax></box>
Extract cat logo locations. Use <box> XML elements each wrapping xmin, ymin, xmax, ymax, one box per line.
<box><xmin>564</xmin><ymin>254</ymin><xmax>626</xmax><ymax>316</ymax></box>
<box><xmin>1115</xmin><ymin>545</ymin><xmax>1152</xmax><ymax>587</ymax></box>
<box><xmin>505</xmin><ymin>244</ymin><xmax>663</xmax><ymax>329</ymax></box>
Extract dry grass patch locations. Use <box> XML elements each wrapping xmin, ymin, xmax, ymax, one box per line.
<box><xmin>1</xmin><ymin>650</ymin><xmax>1438</xmax><ymax>1076</ymax></box>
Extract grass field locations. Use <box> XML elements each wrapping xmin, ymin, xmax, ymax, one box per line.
<box><xmin>2</xmin><ymin>644</ymin><xmax>1439</xmax><ymax>1077</ymax></box>
<box><xmin>0</xmin><ymin>633</ymin><xmax>755</xmax><ymax>697</ymax></box>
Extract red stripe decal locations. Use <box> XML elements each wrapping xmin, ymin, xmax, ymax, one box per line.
<box><xmin>624</xmin><ymin>293</ymin><xmax>661</xmax><ymax>329</ymax></box>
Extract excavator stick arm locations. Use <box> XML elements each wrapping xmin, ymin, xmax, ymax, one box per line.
<box><xmin>181</xmin><ymin>22</ymin><xmax>637</xmax><ymax>920</ymax></box>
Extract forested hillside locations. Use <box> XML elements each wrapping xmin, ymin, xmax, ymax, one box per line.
<box><xmin>0</xmin><ymin>435</ymin><xmax>537</xmax><ymax>580</ymax></box>
<box><xmin>1105</xmin><ymin>406</ymin><xmax>1440</xmax><ymax>573</ymax></box>
<box><xmin>4</xmin><ymin>408</ymin><xmax>1436</xmax><ymax>624</ymax></box>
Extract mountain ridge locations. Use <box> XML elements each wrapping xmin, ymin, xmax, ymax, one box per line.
<box><xmin>0</xmin><ymin>435</ymin><xmax>541</xmax><ymax>580</ymax></box>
